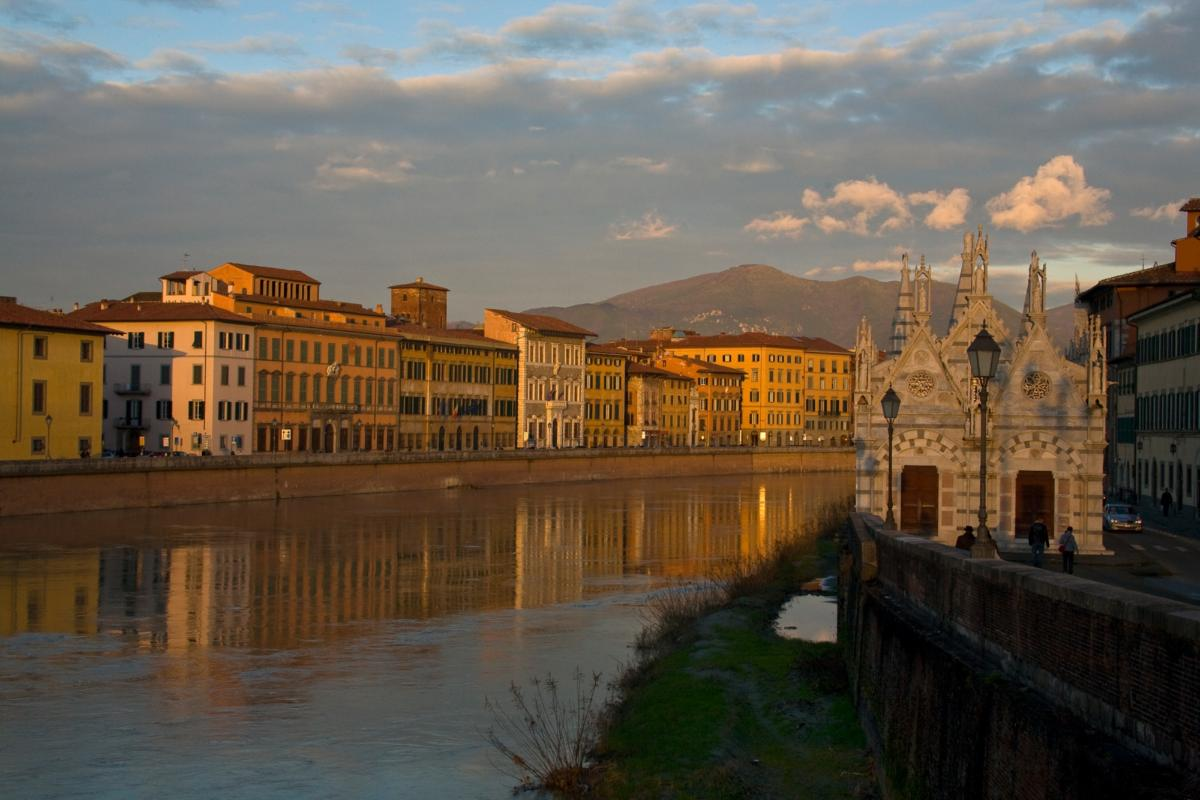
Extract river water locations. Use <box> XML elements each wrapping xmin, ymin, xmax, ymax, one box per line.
<box><xmin>0</xmin><ymin>472</ymin><xmax>852</xmax><ymax>799</ymax></box>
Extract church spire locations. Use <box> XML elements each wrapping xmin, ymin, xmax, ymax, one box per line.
<box><xmin>949</xmin><ymin>224</ymin><xmax>989</xmax><ymax>333</ymax></box>
<box><xmin>889</xmin><ymin>253</ymin><xmax>914</xmax><ymax>356</ymax></box>
<box><xmin>1024</xmin><ymin>250</ymin><xmax>1047</xmax><ymax>329</ymax></box>
<box><xmin>913</xmin><ymin>255</ymin><xmax>933</xmax><ymax>328</ymax></box>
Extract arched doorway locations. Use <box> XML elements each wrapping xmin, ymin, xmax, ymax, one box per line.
<box><xmin>323</xmin><ymin>424</ymin><xmax>335</xmax><ymax>452</ymax></box>
<box><xmin>472</xmin><ymin>426</ymin><xmax>479</xmax><ymax>450</ymax></box>
<box><xmin>1015</xmin><ymin>471</ymin><xmax>1055</xmax><ymax>537</ymax></box>
<box><xmin>901</xmin><ymin>465</ymin><xmax>938</xmax><ymax>533</ymax></box>
<box><xmin>455</xmin><ymin>426</ymin><xmax>462</xmax><ymax>451</ymax></box>
<box><xmin>550</xmin><ymin>419</ymin><xmax>558</xmax><ymax>449</ymax></box>
<box><xmin>437</xmin><ymin>426</ymin><xmax>446</xmax><ymax>451</ymax></box>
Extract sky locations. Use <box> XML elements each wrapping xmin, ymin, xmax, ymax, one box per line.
<box><xmin>1</xmin><ymin>0</ymin><xmax>1197</xmax><ymax>323</ymax></box>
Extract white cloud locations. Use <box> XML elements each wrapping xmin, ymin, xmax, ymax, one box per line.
<box><xmin>314</xmin><ymin>143</ymin><xmax>413</xmax><ymax>190</ymax></box>
<box><xmin>743</xmin><ymin>212</ymin><xmax>808</xmax><ymax>239</ymax></box>
<box><xmin>722</xmin><ymin>153</ymin><xmax>782</xmax><ymax>174</ymax></box>
<box><xmin>908</xmin><ymin>188</ymin><xmax>971</xmax><ymax>231</ymax></box>
<box><xmin>985</xmin><ymin>155</ymin><xmax>1112</xmax><ymax>232</ymax></box>
<box><xmin>610</xmin><ymin>211</ymin><xmax>677</xmax><ymax>241</ymax></box>
<box><xmin>1130</xmin><ymin>198</ymin><xmax>1184</xmax><ymax>221</ymax></box>
<box><xmin>800</xmin><ymin>178</ymin><xmax>912</xmax><ymax>236</ymax></box>
<box><xmin>610</xmin><ymin>156</ymin><xmax>673</xmax><ymax>174</ymax></box>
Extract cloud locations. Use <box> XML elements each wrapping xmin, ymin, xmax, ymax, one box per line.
<box><xmin>194</xmin><ymin>35</ymin><xmax>304</xmax><ymax>57</ymax></box>
<box><xmin>137</xmin><ymin>48</ymin><xmax>210</xmax><ymax>74</ymax></box>
<box><xmin>610</xmin><ymin>156</ymin><xmax>672</xmax><ymax>174</ymax></box>
<box><xmin>0</xmin><ymin>0</ymin><xmax>85</xmax><ymax>29</ymax></box>
<box><xmin>1130</xmin><ymin>198</ymin><xmax>1185</xmax><ymax>221</ymax></box>
<box><xmin>722</xmin><ymin>153</ymin><xmax>782</xmax><ymax>174</ymax></box>
<box><xmin>743</xmin><ymin>212</ymin><xmax>808</xmax><ymax>240</ymax></box>
<box><xmin>908</xmin><ymin>188</ymin><xmax>971</xmax><ymax>231</ymax></box>
<box><xmin>610</xmin><ymin>211</ymin><xmax>677</xmax><ymax>241</ymax></box>
<box><xmin>314</xmin><ymin>143</ymin><xmax>414</xmax><ymax>190</ymax></box>
<box><xmin>986</xmin><ymin>156</ymin><xmax>1112</xmax><ymax>232</ymax></box>
<box><xmin>134</xmin><ymin>0</ymin><xmax>227</xmax><ymax>8</ymax></box>
<box><xmin>341</xmin><ymin>43</ymin><xmax>399</xmax><ymax>67</ymax></box>
<box><xmin>801</xmin><ymin>178</ymin><xmax>912</xmax><ymax>236</ymax></box>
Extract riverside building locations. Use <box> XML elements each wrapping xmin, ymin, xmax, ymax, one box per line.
<box><xmin>854</xmin><ymin>227</ymin><xmax>1107</xmax><ymax>552</ymax></box>
<box><xmin>1</xmin><ymin>298</ymin><xmax>113</xmax><ymax>460</ymax></box>
<box><xmin>584</xmin><ymin>343</ymin><xmax>629</xmax><ymax>447</ymax></box>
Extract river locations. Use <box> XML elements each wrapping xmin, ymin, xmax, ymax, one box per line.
<box><xmin>0</xmin><ymin>472</ymin><xmax>852</xmax><ymax>799</ymax></box>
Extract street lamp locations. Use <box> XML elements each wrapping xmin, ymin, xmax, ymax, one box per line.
<box><xmin>44</xmin><ymin>414</ymin><xmax>53</xmax><ymax>460</ymax></box>
<box><xmin>967</xmin><ymin>323</ymin><xmax>1002</xmax><ymax>557</ymax></box>
<box><xmin>880</xmin><ymin>386</ymin><xmax>900</xmax><ymax>529</ymax></box>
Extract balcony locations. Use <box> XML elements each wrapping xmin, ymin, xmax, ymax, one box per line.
<box><xmin>113</xmin><ymin>383</ymin><xmax>151</xmax><ymax>396</ymax></box>
<box><xmin>114</xmin><ymin>416</ymin><xmax>148</xmax><ymax>430</ymax></box>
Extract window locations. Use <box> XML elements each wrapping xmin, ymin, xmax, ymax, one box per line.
<box><xmin>192</xmin><ymin>330</ymin><xmax>203</xmax><ymax>349</ymax></box>
<box><xmin>192</xmin><ymin>365</ymin><xmax>203</xmax><ymax>385</ymax></box>
<box><xmin>80</xmin><ymin>341</ymin><xmax>93</xmax><ymax>362</ymax></box>
<box><xmin>286</xmin><ymin>340</ymin><xmax>295</xmax><ymax>361</ymax></box>
<box><xmin>127</xmin><ymin>332</ymin><xmax>145</xmax><ymax>349</ymax></box>
<box><xmin>32</xmin><ymin>380</ymin><xmax>46</xmax><ymax>414</ymax></box>
<box><xmin>271</xmin><ymin>338</ymin><xmax>281</xmax><ymax>360</ymax></box>
<box><xmin>155</xmin><ymin>399</ymin><xmax>173</xmax><ymax>420</ymax></box>
<box><xmin>187</xmin><ymin>400</ymin><xmax>205</xmax><ymax>420</ymax></box>
<box><xmin>157</xmin><ymin>331</ymin><xmax>175</xmax><ymax>349</ymax></box>
<box><xmin>33</xmin><ymin>336</ymin><xmax>47</xmax><ymax>359</ymax></box>
<box><xmin>237</xmin><ymin>366</ymin><xmax>246</xmax><ymax>386</ymax></box>
<box><xmin>160</xmin><ymin>364</ymin><xmax>171</xmax><ymax>385</ymax></box>
<box><xmin>300</xmin><ymin>341</ymin><xmax>309</xmax><ymax>363</ymax></box>
<box><xmin>30</xmin><ymin>437</ymin><xmax>45</xmax><ymax>455</ymax></box>
<box><xmin>258</xmin><ymin>337</ymin><xmax>268</xmax><ymax>359</ymax></box>
<box><xmin>79</xmin><ymin>383</ymin><xmax>92</xmax><ymax>415</ymax></box>
<box><xmin>220</xmin><ymin>365</ymin><xmax>229</xmax><ymax>386</ymax></box>
<box><xmin>78</xmin><ymin>437</ymin><xmax>91</xmax><ymax>457</ymax></box>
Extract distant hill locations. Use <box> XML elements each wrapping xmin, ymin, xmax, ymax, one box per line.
<box><xmin>526</xmin><ymin>263</ymin><xmax>1077</xmax><ymax>351</ymax></box>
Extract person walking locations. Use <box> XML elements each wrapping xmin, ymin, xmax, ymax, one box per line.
<box><xmin>955</xmin><ymin>525</ymin><xmax>976</xmax><ymax>551</ymax></box>
<box><xmin>1028</xmin><ymin>516</ymin><xmax>1050</xmax><ymax>568</ymax></box>
<box><xmin>1058</xmin><ymin>526</ymin><xmax>1078</xmax><ymax>574</ymax></box>
<box><xmin>1161</xmin><ymin>488</ymin><xmax>1173</xmax><ymax>517</ymax></box>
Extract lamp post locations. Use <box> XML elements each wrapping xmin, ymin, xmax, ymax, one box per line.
<box><xmin>967</xmin><ymin>323</ymin><xmax>1002</xmax><ymax>558</ymax></box>
<box><xmin>44</xmin><ymin>414</ymin><xmax>53</xmax><ymax>460</ymax></box>
<box><xmin>880</xmin><ymin>386</ymin><xmax>900</xmax><ymax>529</ymax></box>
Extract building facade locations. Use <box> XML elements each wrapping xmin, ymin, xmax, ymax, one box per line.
<box><xmin>656</xmin><ymin>354</ymin><xmax>741</xmax><ymax>447</ymax></box>
<box><xmin>797</xmin><ymin>337</ymin><xmax>853</xmax><ymax>446</ymax></box>
<box><xmin>584</xmin><ymin>344</ymin><xmax>628</xmax><ymax>447</ymax></box>
<box><xmin>483</xmin><ymin>309</ymin><xmax>593</xmax><ymax>449</ymax></box>
<box><xmin>855</xmin><ymin>229</ymin><xmax>1108</xmax><ymax>552</ymax></box>
<box><xmin>76</xmin><ymin>302</ymin><xmax>256</xmax><ymax>455</ymax></box>
<box><xmin>1128</xmin><ymin>291</ymin><xmax>1200</xmax><ymax>516</ymax></box>
<box><xmin>1</xmin><ymin>299</ymin><xmax>112</xmax><ymax>460</ymax></box>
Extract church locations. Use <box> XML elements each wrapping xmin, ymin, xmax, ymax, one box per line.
<box><xmin>854</xmin><ymin>227</ymin><xmax>1108</xmax><ymax>553</ymax></box>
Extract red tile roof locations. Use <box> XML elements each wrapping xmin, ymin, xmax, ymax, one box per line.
<box><xmin>159</xmin><ymin>270</ymin><xmax>205</xmax><ymax>281</ymax></box>
<box><xmin>1077</xmin><ymin>262</ymin><xmax>1200</xmax><ymax>300</ymax></box>
<box><xmin>794</xmin><ymin>336</ymin><xmax>850</xmax><ymax>354</ymax></box>
<box><xmin>73</xmin><ymin>301</ymin><xmax>253</xmax><ymax>325</ymax></box>
<box><xmin>586</xmin><ymin>343</ymin><xmax>634</xmax><ymax>357</ymax></box>
<box><xmin>1181</xmin><ymin>198</ymin><xmax>1200</xmax><ymax>213</ymax></box>
<box><xmin>666</xmin><ymin>355</ymin><xmax>746</xmax><ymax>375</ymax></box>
<box><xmin>217</xmin><ymin>262</ymin><xmax>320</xmax><ymax>284</ymax></box>
<box><xmin>487</xmin><ymin>309</ymin><xmax>596</xmax><ymax>337</ymax></box>
<box><xmin>0</xmin><ymin>301</ymin><xmax>117</xmax><ymax>334</ymax></box>
<box><xmin>669</xmin><ymin>331</ymin><xmax>809</xmax><ymax>350</ymax></box>
<box><xmin>390</xmin><ymin>280</ymin><xmax>449</xmax><ymax>291</ymax></box>
<box><xmin>628</xmin><ymin>362</ymin><xmax>688</xmax><ymax>379</ymax></box>
<box><xmin>232</xmin><ymin>293</ymin><xmax>384</xmax><ymax>316</ymax></box>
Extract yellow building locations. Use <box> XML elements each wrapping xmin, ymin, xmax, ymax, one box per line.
<box><xmin>796</xmin><ymin>336</ymin><xmax>854</xmax><ymax>446</ymax></box>
<box><xmin>662</xmin><ymin>332</ymin><xmax>809</xmax><ymax>446</ymax></box>
<box><xmin>625</xmin><ymin>362</ymin><xmax>693</xmax><ymax>447</ymax></box>
<box><xmin>584</xmin><ymin>343</ymin><xmax>628</xmax><ymax>447</ymax></box>
<box><xmin>1</xmin><ymin>298</ymin><xmax>113</xmax><ymax>460</ymax></box>
<box><xmin>657</xmin><ymin>354</ymin><xmax>743</xmax><ymax>447</ymax></box>
<box><xmin>251</xmin><ymin>315</ymin><xmax>402</xmax><ymax>453</ymax></box>
<box><xmin>393</xmin><ymin>326</ymin><xmax>518</xmax><ymax>452</ymax></box>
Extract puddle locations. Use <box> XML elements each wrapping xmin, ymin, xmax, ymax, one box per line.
<box><xmin>774</xmin><ymin>590</ymin><xmax>838</xmax><ymax>643</ymax></box>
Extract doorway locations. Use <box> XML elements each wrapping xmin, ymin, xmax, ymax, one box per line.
<box><xmin>1015</xmin><ymin>471</ymin><xmax>1055</xmax><ymax>537</ymax></box>
<box><xmin>901</xmin><ymin>465</ymin><xmax>938</xmax><ymax>533</ymax></box>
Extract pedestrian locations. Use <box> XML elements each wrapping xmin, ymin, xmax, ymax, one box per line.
<box><xmin>955</xmin><ymin>525</ymin><xmax>976</xmax><ymax>551</ymax></box>
<box><xmin>1058</xmin><ymin>526</ymin><xmax>1078</xmax><ymax>574</ymax></box>
<box><xmin>1161</xmin><ymin>488</ymin><xmax>1173</xmax><ymax>517</ymax></box>
<box><xmin>1028</xmin><ymin>516</ymin><xmax>1050</xmax><ymax>568</ymax></box>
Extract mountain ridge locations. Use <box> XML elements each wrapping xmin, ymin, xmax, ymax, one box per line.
<box><xmin>525</xmin><ymin>263</ymin><xmax>1076</xmax><ymax>350</ymax></box>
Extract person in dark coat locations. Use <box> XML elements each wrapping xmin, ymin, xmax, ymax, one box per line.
<box><xmin>1027</xmin><ymin>516</ymin><xmax>1050</xmax><ymax>568</ymax></box>
<box><xmin>1058</xmin><ymin>526</ymin><xmax>1078</xmax><ymax>574</ymax></box>
<box><xmin>955</xmin><ymin>525</ymin><xmax>976</xmax><ymax>551</ymax></box>
<box><xmin>1161</xmin><ymin>488</ymin><xmax>1173</xmax><ymax>517</ymax></box>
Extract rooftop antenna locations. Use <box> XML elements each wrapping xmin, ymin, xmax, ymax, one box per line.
<box><xmin>183</xmin><ymin>252</ymin><xmax>190</xmax><ymax>269</ymax></box>
<box><xmin>1141</xmin><ymin>253</ymin><xmax>1145</xmax><ymax>269</ymax></box>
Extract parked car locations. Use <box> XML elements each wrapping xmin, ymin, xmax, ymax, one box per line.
<box><xmin>1103</xmin><ymin>504</ymin><xmax>1144</xmax><ymax>532</ymax></box>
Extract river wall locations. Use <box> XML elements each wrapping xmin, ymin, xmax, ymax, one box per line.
<box><xmin>0</xmin><ymin>447</ymin><xmax>852</xmax><ymax>517</ymax></box>
<box><xmin>840</xmin><ymin>513</ymin><xmax>1200</xmax><ymax>800</ymax></box>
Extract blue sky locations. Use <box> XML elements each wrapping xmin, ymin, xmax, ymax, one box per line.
<box><xmin>1</xmin><ymin>0</ymin><xmax>1195</xmax><ymax>324</ymax></box>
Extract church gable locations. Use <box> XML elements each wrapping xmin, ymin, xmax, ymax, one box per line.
<box><xmin>997</xmin><ymin>325</ymin><xmax>1088</xmax><ymax>414</ymax></box>
<box><xmin>879</xmin><ymin>326</ymin><xmax>966</xmax><ymax>413</ymax></box>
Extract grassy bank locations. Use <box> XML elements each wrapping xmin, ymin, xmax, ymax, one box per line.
<box><xmin>590</xmin><ymin>504</ymin><xmax>876</xmax><ymax>799</ymax></box>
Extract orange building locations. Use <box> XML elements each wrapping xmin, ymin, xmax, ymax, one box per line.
<box><xmin>795</xmin><ymin>336</ymin><xmax>853</xmax><ymax>446</ymax></box>
<box><xmin>656</xmin><ymin>354</ymin><xmax>743</xmax><ymax>447</ymax></box>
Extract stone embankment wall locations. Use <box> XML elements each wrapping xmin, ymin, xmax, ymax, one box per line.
<box><xmin>0</xmin><ymin>447</ymin><xmax>852</xmax><ymax>517</ymax></box>
<box><xmin>840</xmin><ymin>513</ymin><xmax>1199</xmax><ymax>800</ymax></box>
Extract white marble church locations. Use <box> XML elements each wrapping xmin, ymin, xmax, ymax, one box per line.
<box><xmin>854</xmin><ymin>227</ymin><xmax>1109</xmax><ymax>553</ymax></box>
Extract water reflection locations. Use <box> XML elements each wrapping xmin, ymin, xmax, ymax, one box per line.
<box><xmin>0</xmin><ymin>473</ymin><xmax>852</xmax><ymax>799</ymax></box>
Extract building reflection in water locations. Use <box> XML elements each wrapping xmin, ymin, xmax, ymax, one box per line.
<box><xmin>0</xmin><ymin>474</ymin><xmax>852</xmax><ymax>650</ymax></box>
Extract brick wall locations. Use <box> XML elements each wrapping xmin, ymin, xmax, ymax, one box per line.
<box><xmin>841</xmin><ymin>513</ymin><xmax>1199</xmax><ymax>799</ymax></box>
<box><xmin>0</xmin><ymin>448</ymin><xmax>853</xmax><ymax>517</ymax></box>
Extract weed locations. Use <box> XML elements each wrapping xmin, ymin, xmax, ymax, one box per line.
<box><xmin>485</xmin><ymin>668</ymin><xmax>608</xmax><ymax>797</ymax></box>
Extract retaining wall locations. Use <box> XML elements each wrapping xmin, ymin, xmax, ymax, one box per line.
<box><xmin>840</xmin><ymin>513</ymin><xmax>1200</xmax><ymax>800</ymax></box>
<box><xmin>0</xmin><ymin>447</ymin><xmax>852</xmax><ymax>517</ymax></box>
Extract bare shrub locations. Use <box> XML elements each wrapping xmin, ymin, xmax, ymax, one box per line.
<box><xmin>485</xmin><ymin>668</ymin><xmax>607</xmax><ymax>797</ymax></box>
<box><xmin>635</xmin><ymin>580</ymin><xmax>727</xmax><ymax>650</ymax></box>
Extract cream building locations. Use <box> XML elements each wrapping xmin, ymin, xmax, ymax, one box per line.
<box><xmin>1128</xmin><ymin>291</ymin><xmax>1200</xmax><ymax>516</ymax></box>
<box><xmin>854</xmin><ymin>228</ymin><xmax>1108</xmax><ymax>552</ymax></box>
<box><xmin>483</xmin><ymin>309</ymin><xmax>594</xmax><ymax>449</ymax></box>
<box><xmin>75</xmin><ymin>302</ymin><xmax>256</xmax><ymax>455</ymax></box>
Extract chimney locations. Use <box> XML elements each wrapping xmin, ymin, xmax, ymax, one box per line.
<box><xmin>72</xmin><ymin>302</ymin><xmax>80</xmax><ymax>312</ymax></box>
<box><xmin>374</xmin><ymin>303</ymin><xmax>384</xmax><ymax>313</ymax></box>
<box><xmin>100</xmin><ymin>300</ymin><xmax>109</xmax><ymax>310</ymax></box>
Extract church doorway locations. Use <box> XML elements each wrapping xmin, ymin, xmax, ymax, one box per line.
<box><xmin>900</xmin><ymin>465</ymin><xmax>938</xmax><ymax>533</ymax></box>
<box><xmin>1015</xmin><ymin>471</ymin><xmax>1055</xmax><ymax>537</ymax></box>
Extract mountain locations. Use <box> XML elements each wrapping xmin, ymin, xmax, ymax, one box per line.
<box><xmin>526</xmin><ymin>263</ymin><xmax>1077</xmax><ymax>351</ymax></box>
